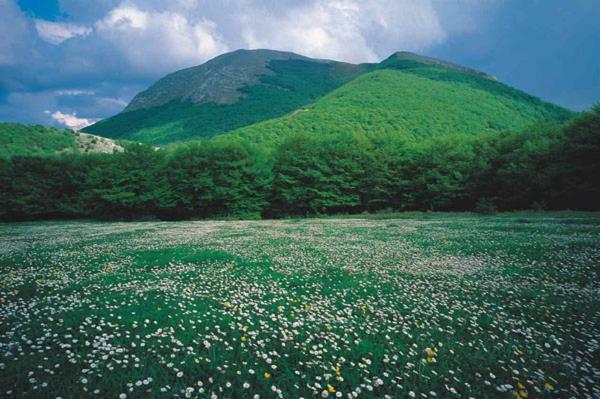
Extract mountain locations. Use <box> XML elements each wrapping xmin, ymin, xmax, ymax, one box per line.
<box><xmin>83</xmin><ymin>49</ymin><xmax>367</xmax><ymax>143</ymax></box>
<box><xmin>83</xmin><ymin>49</ymin><xmax>574</xmax><ymax>144</ymax></box>
<box><xmin>379</xmin><ymin>51</ymin><xmax>496</xmax><ymax>80</ymax></box>
<box><xmin>0</xmin><ymin>123</ymin><xmax>122</xmax><ymax>158</ymax></box>
<box><xmin>230</xmin><ymin>61</ymin><xmax>573</xmax><ymax>145</ymax></box>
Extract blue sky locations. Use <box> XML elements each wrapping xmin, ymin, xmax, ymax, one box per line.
<box><xmin>1</xmin><ymin>0</ymin><xmax>598</xmax><ymax>129</ymax></box>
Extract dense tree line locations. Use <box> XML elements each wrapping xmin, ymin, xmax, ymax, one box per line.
<box><xmin>1</xmin><ymin>106</ymin><xmax>598</xmax><ymax>221</ymax></box>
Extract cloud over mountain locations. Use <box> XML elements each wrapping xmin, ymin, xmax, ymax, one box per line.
<box><xmin>0</xmin><ymin>0</ymin><xmax>597</xmax><ymax>128</ymax></box>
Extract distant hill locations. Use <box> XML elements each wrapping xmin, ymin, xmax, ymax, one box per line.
<box><xmin>0</xmin><ymin>123</ymin><xmax>122</xmax><ymax>158</ymax></box>
<box><xmin>83</xmin><ymin>49</ymin><xmax>367</xmax><ymax>143</ymax></box>
<box><xmin>83</xmin><ymin>49</ymin><xmax>574</xmax><ymax>144</ymax></box>
<box><xmin>230</xmin><ymin>65</ymin><xmax>573</xmax><ymax>145</ymax></box>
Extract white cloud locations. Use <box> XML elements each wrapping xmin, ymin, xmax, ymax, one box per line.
<box><xmin>98</xmin><ymin>6</ymin><xmax>148</xmax><ymax>29</ymax></box>
<box><xmin>98</xmin><ymin>97</ymin><xmax>128</xmax><ymax>107</ymax></box>
<box><xmin>240</xmin><ymin>2</ymin><xmax>377</xmax><ymax>63</ymax></box>
<box><xmin>1</xmin><ymin>0</ymin><xmax>504</xmax><ymax>123</ymax></box>
<box><xmin>94</xmin><ymin>5</ymin><xmax>229</xmax><ymax>75</ymax></box>
<box><xmin>55</xmin><ymin>89</ymin><xmax>96</xmax><ymax>96</ymax></box>
<box><xmin>237</xmin><ymin>0</ymin><xmax>446</xmax><ymax>63</ymax></box>
<box><xmin>34</xmin><ymin>19</ymin><xmax>92</xmax><ymax>45</ymax></box>
<box><xmin>49</xmin><ymin>111</ymin><xmax>98</xmax><ymax>130</ymax></box>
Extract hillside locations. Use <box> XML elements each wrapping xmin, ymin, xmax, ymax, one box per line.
<box><xmin>230</xmin><ymin>67</ymin><xmax>574</xmax><ymax>145</ymax></box>
<box><xmin>83</xmin><ymin>49</ymin><xmax>367</xmax><ymax>143</ymax></box>
<box><xmin>83</xmin><ymin>49</ymin><xmax>573</xmax><ymax>144</ymax></box>
<box><xmin>0</xmin><ymin>123</ymin><xmax>122</xmax><ymax>158</ymax></box>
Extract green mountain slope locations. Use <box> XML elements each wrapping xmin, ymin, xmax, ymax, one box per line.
<box><xmin>83</xmin><ymin>49</ymin><xmax>367</xmax><ymax>143</ymax></box>
<box><xmin>0</xmin><ymin>123</ymin><xmax>122</xmax><ymax>158</ymax></box>
<box><xmin>230</xmin><ymin>66</ymin><xmax>574</xmax><ymax>145</ymax></box>
<box><xmin>83</xmin><ymin>49</ymin><xmax>573</xmax><ymax>145</ymax></box>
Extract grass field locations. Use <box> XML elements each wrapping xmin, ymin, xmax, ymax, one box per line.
<box><xmin>0</xmin><ymin>213</ymin><xmax>599</xmax><ymax>398</ymax></box>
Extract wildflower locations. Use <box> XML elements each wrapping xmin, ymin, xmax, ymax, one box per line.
<box><xmin>425</xmin><ymin>348</ymin><xmax>436</xmax><ymax>357</ymax></box>
<box><xmin>328</xmin><ymin>385</ymin><xmax>336</xmax><ymax>393</ymax></box>
<box><xmin>263</xmin><ymin>372</ymin><xmax>271</xmax><ymax>379</ymax></box>
<box><xmin>544</xmin><ymin>383</ymin><xmax>554</xmax><ymax>391</ymax></box>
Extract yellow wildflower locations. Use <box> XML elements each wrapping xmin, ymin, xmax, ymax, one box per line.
<box><xmin>425</xmin><ymin>348</ymin><xmax>436</xmax><ymax>357</ymax></box>
<box><xmin>263</xmin><ymin>372</ymin><xmax>271</xmax><ymax>379</ymax></box>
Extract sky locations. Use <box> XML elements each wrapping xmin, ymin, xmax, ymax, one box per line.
<box><xmin>0</xmin><ymin>0</ymin><xmax>598</xmax><ymax>130</ymax></box>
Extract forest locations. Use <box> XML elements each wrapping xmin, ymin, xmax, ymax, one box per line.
<box><xmin>1</xmin><ymin>105</ymin><xmax>598</xmax><ymax>221</ymax></box>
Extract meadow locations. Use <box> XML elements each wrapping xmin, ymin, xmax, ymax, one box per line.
<box><xmin>0</xmin><ymin>212</ymin><xmax>598</xmax><ymax>398</ymax></box>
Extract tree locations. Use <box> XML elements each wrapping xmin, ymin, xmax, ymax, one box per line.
<box><xmin>85</xmin><ymin>144</ymin><xmax>169</xmax><ymax>219</ymax></box>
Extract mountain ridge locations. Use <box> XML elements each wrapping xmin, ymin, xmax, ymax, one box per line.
<box><xmin>83</xmin><ymin>49</ymin><xmax>573</xmax><ymax>144</ymax></box>
<box><xmin>124</xmin><ymin>49</ymin><xmax>321</xmax><ymax>112</ymax></box>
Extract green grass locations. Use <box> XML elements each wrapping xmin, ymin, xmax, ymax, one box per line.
<box><xmin>0</xmin><ymin>123</ymin><xmax>78</xmax><ymax>158</ymax></box>
<box><xmin>0</xmin><ymin>212</ymin><xmax>598</xmax><ymax>398</ymax></box>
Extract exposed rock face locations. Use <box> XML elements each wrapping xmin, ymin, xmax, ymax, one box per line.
<box><xmin>124</xmin><ymin>49</ymin><xmax>320</xmax><ymax>112</ymax></box>
<box><xmin>73</xmin><ymin>132</ymin><xmax>123</xmax><ymax>154</ymax></box>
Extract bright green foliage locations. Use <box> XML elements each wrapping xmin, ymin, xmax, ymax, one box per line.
<box><xmin>232</xmin><ymin>68</ymin><xmax>573</xmax><ymax>145</ymax></box>
<box><xmin>0</xmin><ymin>123</ymin><xmax>77</xmax><ymax>158</ymax></box>
<box><xmin>409</xmin><ymin>134</ymin><xmax>482</xmax><ymax>210</ymax></box>
<box><xmin>84</xmin><ymin>145</ymin><xmax>171</xmax><ymax>219</ymax></box>
<box><xmin>1</xmin><ymin>106</ymin><xmax>599</xmax><ymax>221</ymax></box>
<box><xmin>165</xmin><ymin>139</ymin><xmax>268</xmax><ymax>218</ymax></box>
<box><xmin>269</xmin><ymin>133</ymin><xmax>372</xmax><ymax>215</ymax></box>
<box><xmin>83</xmin><ymin>60</ymin><xmax>366</xmax><ymax>143</ymax></box>
<box><xmin>83</xmin><ymin>50</ymin><xmax>572</xmax><ymax>145</ymax></box>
